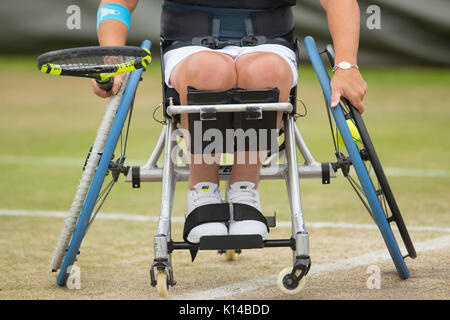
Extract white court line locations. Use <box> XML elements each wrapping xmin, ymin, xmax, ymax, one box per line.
<box><xmin>0</xmin><ymin>208</ymin><xmax>185</xmax><ymax>223</ymax></box>
<box><xmin>0</xmin><ymin>156</ymin><xmax>85</xmax><ymax>167</ymax></box>
<box><xmin>173</xmin><ymin>235</ymin><xmax>450</xmax><ymax>300</ymax></box>
<box><xmin>1</xmin><ymin>155</ymin><xmax>450</xmax><ymax>178</ymax></box>
<box><xmin>1</xmin><ymin>209</ymin><xmax>449</xmax><ymax>233</ymax></box>
<box><xmin>0</xmin><ymin>155</ymin><xmax>145</xmax><ymax>167</ymax></box>
<box><xmin>384</xmin><ymin>167</ymin><xmax>450</xmax><ymax>178</ymax></box>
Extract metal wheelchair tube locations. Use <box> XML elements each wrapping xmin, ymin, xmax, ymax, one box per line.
<box><xmin>294</xmin><ymin>124</ymin><xmax>316</xmax><ymax>165</ymax></box>
<box><xmin>295</xmin><ymin>232</ymin><xmax>309</xmax><ymax>257</ymax></box>
<box><xmin>166</xmin><ymin>102</ymin><xmax>293</xmax><ymax>116</ymax></box>
<box><xmin>142</xmin><ymin>125</ymin><xmax>166</xmax><ymax>170</ymax></box>
<box><xmin>156</xmin><ymin>119</ymin><xmax>176</xmax><ymax>238</ymax></box>
<box><xmin>284</xmin><ymin>116</ymin><xmax>306</xmax><ymax>234</ymax></box>
<box><xmin>154</xmin><ymin>234</ymin><xmax>169</xmax><ymax>260</ymax></box>
<box><xmin>127</xmin><ymin>162</ymin><xmax>335</xmax><ymax>182</ymax></box>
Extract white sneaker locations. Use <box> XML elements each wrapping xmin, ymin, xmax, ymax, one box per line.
<box><xmin>186</xmin><ymin>182</ymin><xmax>228</xmax><ymax>243</ymax></box>
<box><xmin>226</xmin><ymin>181</ymin><xmax>268</xmax><ymax>240</ymax></box>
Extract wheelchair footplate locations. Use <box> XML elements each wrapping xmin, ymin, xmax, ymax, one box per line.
<box><xmin>200</xmin><ymin>235</ymin><xmax>264</xmax><ymax>250</ymax></box>
<box><xmin>167</xmin><ymin>234</ymin><xmax>296</xmax><ymax>262</ymax></box>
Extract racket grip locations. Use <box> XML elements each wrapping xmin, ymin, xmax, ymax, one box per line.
<box><xmin>96</xmin><ymin>78</ymin><xmax>114</xmax><ymax>91</ymax></box>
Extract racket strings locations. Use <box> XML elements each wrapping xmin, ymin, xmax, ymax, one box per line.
<box><xmin>38</xmin><ymin>46</ymin><xmax>150</xmax><ymax>78</ymax></box>
<box><xmin>51</xmin><ymin>55</ymin><xmax>136</xmax><ymax>71</ymax></box>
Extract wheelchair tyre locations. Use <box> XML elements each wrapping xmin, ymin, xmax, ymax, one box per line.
<box><xmin>225</xmin><ymin>249</ymin><xmax>236</xmax><ymax>261</ymax></box>
<box><xmin>348</xmin><ymin>107</ymin><xmax>416</xmax><ymax>259</ymax></box>
<box><xmin>157</xmin><ymin>270</ymin><xmax>169</xmax><ymax>297</ymax></box>
<box><xmin>277</xmin><ymin>267</ymin><xmax>306</xmax><ymax>295</ymax></box>
<box><xmin>56</xmin><ymin>137</ymin><xmax>118</xmax><ymax>286</ymax></box>
<box><xmin>330</xmin><ymin>108</ymin><xmax>414</xmax><ymax>280</ymax></box>
<box><xmin>55</xmin><ymin>41</ymin><xmax>151</xmax><ymax>286</ymax></box>
<box><xmin>304</xmin><ymin>36</ymin><xmax>411</xmax><ymax>279</ymax></box>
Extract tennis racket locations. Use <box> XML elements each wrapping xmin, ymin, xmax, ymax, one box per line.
<box><xmin>37</xmin><ymin>46</ymin><xmax>151</xmax><ymax>91</ymax></box>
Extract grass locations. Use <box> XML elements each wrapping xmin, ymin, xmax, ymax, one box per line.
<box><xmin>0</xmin><ymin>55</ymin><xmax>449</xmax><ymax>299</ymax></box>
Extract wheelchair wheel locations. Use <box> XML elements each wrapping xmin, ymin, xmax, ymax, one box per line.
<box><xmin>54</xmin><ymin>41</ymin><xmax>150</xmax><ymax>286</ymax></box>
<box><xmin>342</xmin><ymin>105</ymin><xmax>416</xmax><ymax>259</ymax></box>
<box><xmin>56</xmin><ymin>85</ymin><xmax>135</xmax><ymax>287</ymax></box>
<box><xmin>156</xmin><ymin>270</ymin><xmax>169</xmax><ymax>297</ymax></box>
<box><xmin>328</xmin><ymin>102</ymin><xmax>417</xmax><ymax>264</ymax></box>
<box><xmin>304</xmin><ymin>36</ymin><xmax>415</xmax><ymax>279</ymax></box>
<box><xmin>277</xmin><ymin>267</ymin><xmax>306</xmax><ymax>295</ymax></box>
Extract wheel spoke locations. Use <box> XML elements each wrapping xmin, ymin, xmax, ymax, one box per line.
<box><xmin>86</xmin><ymin>179</ymin><xmax>116</xmax><ymax>232</ymax></box>
<box><xmin>346</xmin><ymin>175</ymin><xmax>373</xmax><ymax>217</ymax></box>
<box><xmin>324</xmin><ymin>95</ymin><xmax>339</xmax><ymax>153</ymax></box>
<box><xmin>367</xmin><ymin>162</ymin><xmax>373</xmax><ymax>176</ymax></box>
<box><xmin>122</xmin><ymin>96</ymin><xmax>135</xmax><ymax>157</ymax></box>
<box><xmin>380</xmin><ymin>189</ymin><xmax>390</xmax><ymax>220</ymax></box>
<box><xmin>348</xmin><ymin>174</ymin><xmax>365</xmax><ymax>195</ymax></box>
<box><xmin>95</xmin><ymin>179</ymin><xmax>113</xmax><ymax>204</ymax></box>
<box><xmin>84</xmin><ymin>99</ymin><xmax>134</xmax><ymax>233</ymax></box>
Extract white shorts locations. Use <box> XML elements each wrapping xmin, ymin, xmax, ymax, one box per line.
<box><xmin>163</xmin><ymin>44</ymin><xmax>298</xmax><ymax>89</ymax></box>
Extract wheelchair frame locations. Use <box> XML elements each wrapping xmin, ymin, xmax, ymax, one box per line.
<box><xmin>124</xmin><ymin>38</ymin><xmax>334</xmax><ymax>295</ymax></box>
<box><xmin>50</xmin><ymin>36</ymin><xmax>416</xmax><ymax>297</ymax></box>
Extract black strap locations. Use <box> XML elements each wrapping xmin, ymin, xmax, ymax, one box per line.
<box><xmin>131</xmin><ymin>166</ymin><xmax>140</xmax><ymax>188</ymax></box>
<box><xmin>232</xmin><ymin>203</ymin><xmax>269</xmax><ymax>231</ymax></box>
<box><xmin>183</xmin><ymin>203</ymin><xmax>230</xmax><ymax>242</ymax></box>
<box><xmin>183</xmin><ymin>202</ymin><xmax>270</xmax><ymax>243</ymax></box>
<box><xmin>321</xmin><ymin>162</ymin><xmax>331</xmax><ymax>184</ymax></box>
<box><xmin>164</xmin><ymin>36</ymin><xmax>295</xmax><ymax>53</ymax></box>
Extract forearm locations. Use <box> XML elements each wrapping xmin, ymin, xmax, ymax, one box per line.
<box><xmin>97</xmin><ymin>0</ymin><xmax>138</xmax><ymax>46</ymax></box>
<box><xmin>320</xmin><ymin>0</ymin><xmax>360</xmax><ymax>64</ymax></box>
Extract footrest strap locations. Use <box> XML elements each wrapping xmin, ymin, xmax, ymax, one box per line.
<box><xmin>183</xmin><ymin>203</ymin><xmax>271</xmax><ymax>243</ymax></box>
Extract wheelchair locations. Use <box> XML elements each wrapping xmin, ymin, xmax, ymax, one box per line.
<box><xmin>49</xmin><ymin>36</ymin><xmax>416</xmax><ymax>297</ymax></box>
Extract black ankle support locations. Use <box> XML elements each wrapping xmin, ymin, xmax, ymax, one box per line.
<box><xmin>183</xmin><ymin>203</ymin><xmax>230</xmax><ymax>243</ymax></box>
<box><xmin>183</xmin><ymin>203</ymin><xmax>269</xmax><ymax>243</ymax></box>
<box><xmin>232</xmin><ymin>203</ymin><xmax>269</xmax><ymax>230</ymax></box>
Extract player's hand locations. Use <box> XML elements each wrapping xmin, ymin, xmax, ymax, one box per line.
<box><xmin>91</xmin><ymin>73</ymin><xmax>126</xmax><ymax>98</ymax></box>
<box><xmin>330</xmin><ymin>68</ymin><xmax>368</xmax><ymax>113</ymax></box>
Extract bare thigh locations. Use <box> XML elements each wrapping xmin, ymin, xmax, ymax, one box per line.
<box><xmin>169</xmin><ymin>51</ymin><xmax>237</xmax><ymax>105</ymax></box>
<box><xmin>236</xmin><ymin>52</ymin><xmax>293</xmax><ymax>102</ymax></box>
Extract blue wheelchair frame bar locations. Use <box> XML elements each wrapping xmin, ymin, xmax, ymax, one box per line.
<box><xmin>56</xmin><ymin>40</ymin><xmax>152</xmax><ymax>286</ymax></box>
<box><xmin>304</xmin><ymin>36</ymin><xmax>409</xmax><ymax>279</ymax></box>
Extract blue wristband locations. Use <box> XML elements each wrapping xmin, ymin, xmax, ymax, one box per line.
<box><xmin>97</xmin><ymin>3</ymin><xmax>131</xmax><ymax>30</ymax></box>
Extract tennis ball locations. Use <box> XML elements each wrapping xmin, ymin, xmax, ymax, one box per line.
<box><xmin>334</xmin><ymin>119</ymin><xmax>362</xmax><ymax>147</ymax></box>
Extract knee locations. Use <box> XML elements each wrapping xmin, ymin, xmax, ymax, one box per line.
<box><xmin>175</xmin><ymin>51</ymin><xmax>237</xmax><ymax>91</ymax></box>
<box><xmin>237</xmin><ymin>53</ymin><xmax>292</xmax><ymax>91</ymax></box>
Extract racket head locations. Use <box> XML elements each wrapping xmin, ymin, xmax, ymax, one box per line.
<box><xmin>37</xmin><ymin>46</ymin><xmax>151</xmax><ymax>80</ymax></box>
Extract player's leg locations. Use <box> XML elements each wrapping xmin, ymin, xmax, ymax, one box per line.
<box><xmin>227</xmin><ymin>51</ymin><xmax>294</xmax><ymax>239</ymax></box>
<box><xmin>232</xmin><ymin>51</ymin><xmax>293</xmax><ymax>185</ymax></box>
<box><xmin>170</xmin><ymin>50</ymin><xmax>237</xmax><ymax>188</ymax></box>
<box><xmin>167</xmin><ymin>50</ymin><xmax>238</xmax><ymax>243</ymax></box>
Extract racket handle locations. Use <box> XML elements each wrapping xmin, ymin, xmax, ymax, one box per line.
<box><xmin>96</xmin><ymin>78</ymin><xmax>114</xmax><ymax>91</ymax></box>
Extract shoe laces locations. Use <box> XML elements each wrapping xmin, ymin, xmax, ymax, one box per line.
<box><xmin>188</xmin><ymin>183</ymin><xmax>222</xmax><ymax>210</ymax></box>
<box><xmin>191</xmin><ymin>189</ymin><xmax>221</xmax><ymax>207</ymax></box>
<box><xmin>227</xmin><ymin>185</ymin><xmax>259</xmax><ymax>208</ymax></box>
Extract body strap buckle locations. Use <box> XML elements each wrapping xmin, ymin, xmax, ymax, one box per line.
<box><xmin>192</xmin><ymin>35</ymin><xmax>268</xmax><ymax>50</ymax></box>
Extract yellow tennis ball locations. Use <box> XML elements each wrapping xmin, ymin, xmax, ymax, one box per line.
<box><xmin>334</xmin><ymin>119</ymin><xmax>362</xmax><ymax>147</ymax></box>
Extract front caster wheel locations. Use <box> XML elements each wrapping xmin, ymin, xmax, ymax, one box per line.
<box><xmin>277</xmin><ymin>267</ymin><xmax>306</xmax><ymax>295</ymax></box>
<box><xmin>225</xmin><ymin>249</ymin><xmax>236</xmax><ymax>261</ymax></box>
<box><xmin>157</xmin><ymin>270</ymin><xmax>169</xmax><ymax>298</ymax></box>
